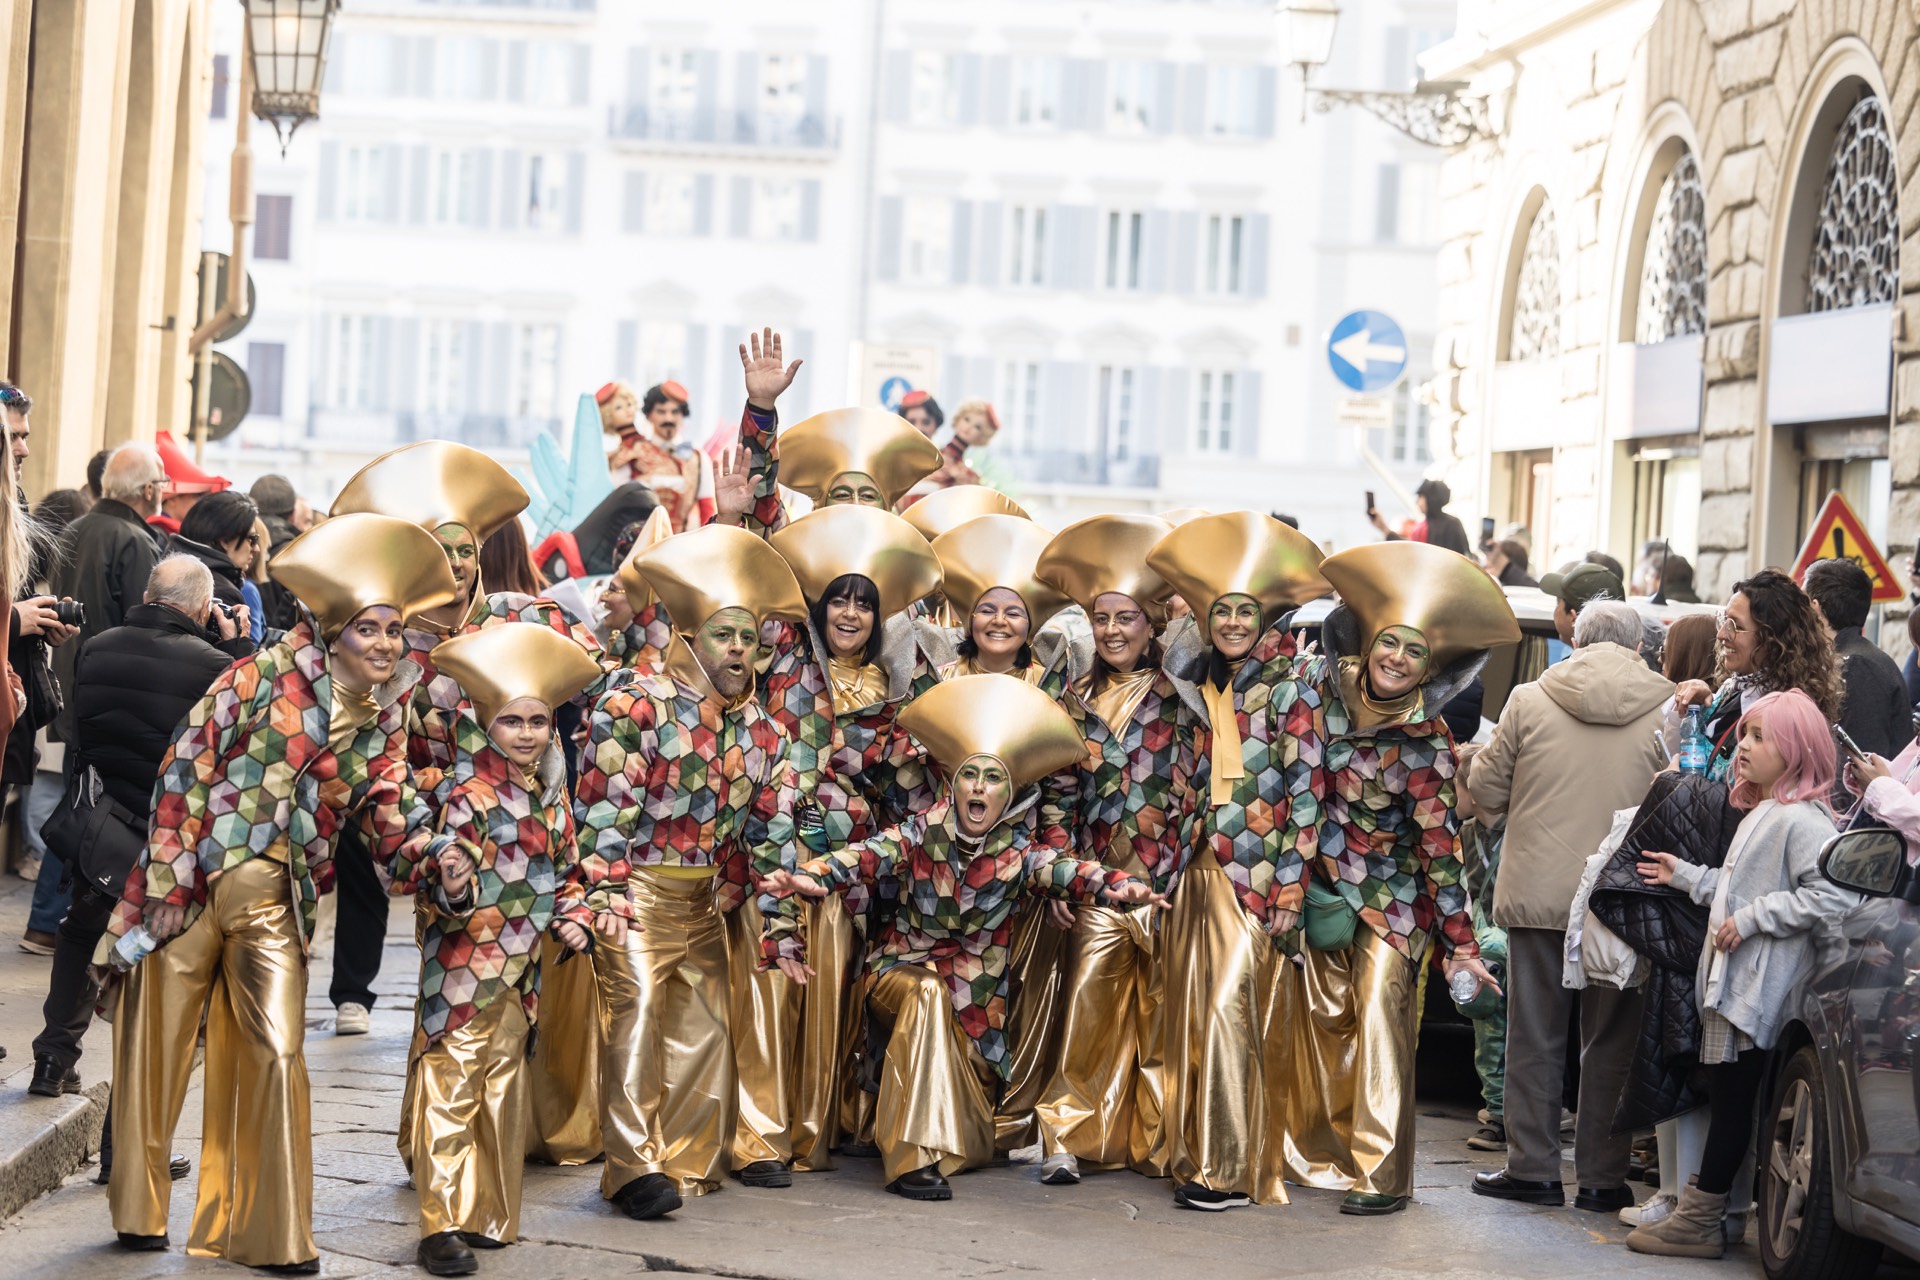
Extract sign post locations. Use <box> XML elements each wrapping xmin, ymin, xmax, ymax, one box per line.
<box><xmin>1790</xmin><ymin>490</ymin><xmax>1904</xmax><ymax>602</ymax></box>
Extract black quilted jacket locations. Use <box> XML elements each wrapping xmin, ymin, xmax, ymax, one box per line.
<box><xmin>1587</xmin><ymin>770</ymin><xmax>1742</xmax><ymax>1133</ymax></box>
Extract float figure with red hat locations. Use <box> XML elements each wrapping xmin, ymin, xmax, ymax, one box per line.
<box><xmin>602</xmin><ymin>378</ymin><xmax>714</xmax><ymax>532</ymax></box>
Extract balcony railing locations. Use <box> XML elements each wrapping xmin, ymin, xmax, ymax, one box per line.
<box><xmin>608</xmin><ymin>106</ymin><xmax>840</xmax><ymax>150</ymax></box>
<box><xmin>1000</xmin><ymin>450</ymin><xmax>1161</xmax><ymax>491</ymax></box>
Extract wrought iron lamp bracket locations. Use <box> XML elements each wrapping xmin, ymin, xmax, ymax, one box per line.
<box><xmin>1308</xmin><ymin>82</ymin><xmax>1491</xmax><ymax>148</ymax></box>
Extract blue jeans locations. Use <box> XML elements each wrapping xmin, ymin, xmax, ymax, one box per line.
<box><xmin>24</xmin><ymin>771</ymin><xmax>72</xmax><ymax>935</ymax></box>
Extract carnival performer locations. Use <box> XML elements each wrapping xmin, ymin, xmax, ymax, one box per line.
<box><xmin>101</xmin><ymin>514</ymin><xmax>456</xmax><ymax>1271</ymax></box>
<box><xmin>601</xmin><ymin>379</ymin><xmax>714</xmax><ymax>532</ymax></box>
<box><xmin>1029</xmin><ymin>514</ymin><xmax>1203</xmax><ymax>1186</ymax></box>
<box><xmin>1144</xmin><ymin>509</ymin><xmax>1332</xmax><ymax>1211</ymax></box>
<box><xmin>594</xmin><ymin>507</ymin><xmax>676</xmax><ymax>673</ymax></box>
<box><xmin>1278</xmin><ymin>541</ymin><xmax>1514</xmax><ymax>1215</ymax></box>
<box><xmin>899</xmin><ymin>485</ymin><xmax>1030</xmax><ymax>628</ymax></box>
<box><xmin>762</xmin><ymin>675</ymin><xmax>1168</xmax><ymax>1200</ymax></box>
<box><xmin>568</xmin><ymin>523</ymin><xmax>803</xmax><ymax>1220</ymax></box>
<box><xmin>930</xmin><ymin>512</ymin><xmax>1084</xmax><ymax>1151</ymax></box>
<box><xmin>384</xmin><ymin>624</ymin><xmax>602</xmax><ymax>1277</ymax></box>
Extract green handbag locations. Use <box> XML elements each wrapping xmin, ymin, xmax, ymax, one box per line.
<box><xmin>1303</xmin><ymin>876</ymin><xmax>1359</xmax><ymax>951</ymax></box>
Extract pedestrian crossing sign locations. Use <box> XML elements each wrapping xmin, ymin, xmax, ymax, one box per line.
<box><xmin>1791</xmin><ymin>490</ymin><xmax>1903</xmax><ymax>603</ymax></box>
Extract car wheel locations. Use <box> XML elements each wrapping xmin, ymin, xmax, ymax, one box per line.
<box><xmin>1757</xmin><ymin>1045</ymin><xmax>1883</xmax><ymax>1280</ymax></box>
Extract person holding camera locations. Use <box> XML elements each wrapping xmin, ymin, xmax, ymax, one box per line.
<box><xmin>27</xmin><ymin>555</ymin><xmax>253</xmax><ymax>1099</ymax></box>
<box><xmin>168</xmin><ymin>489</ymin><xmax>260</xmax><ymax>642</ymax></box>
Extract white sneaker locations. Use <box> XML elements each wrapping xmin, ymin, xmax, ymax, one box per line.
<box><xmin>1040</xmin><ymin>1153</ymin><xmax>1081</xmax><ymax>1185</ymax></box>
<box><xmin>1619</xmin><ymin>1192</ymin><xmax>1676</xmax><ymax>1226</ymax></box>
<box><xmin>1007</xmin><ymin>1142</ymin><xmax>1044</xmax><ymax>1165</ymax></box>
<box><xmin>335</xmin><ymin>1002</ymin><xmax>370</xmax><ymax>1035</ymax></box>
<box><xmin>1477</xmin><ymin>1108</ymin><xmax>1492</xmax><ymax>1125</ymax></box>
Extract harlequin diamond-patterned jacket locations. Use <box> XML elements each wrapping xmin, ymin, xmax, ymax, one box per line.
<box><xmin>386</xmin><ymin>714</ymin><xmax>587</xmax><ymax>1046</ymax></box>
<box><xmin>565</xmin><ymin>668</ymin><xmax>795</xmax><ymax>921</ymax></box>
<box><xmin>796</xmin><ymin>793</ymin><xmax>1142</xmax><ymax>1080</ymax></box>
<box><xmin>734</xmin><ymin>402</ymin><xmax>790</xmax><ymax>537</ymax></box>
<box><xmin>108</xmin><ymin>620</ymin><xmax>428</xmax><ymax>949</ymax></box>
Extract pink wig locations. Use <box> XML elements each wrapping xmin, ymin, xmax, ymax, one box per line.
<box><xmin>1729</xmin><ymin>690</ymin><xmax>1835</xmax><ymax>810</ymax></box>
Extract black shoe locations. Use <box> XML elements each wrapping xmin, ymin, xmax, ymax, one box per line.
<box><xmin>611</xmin><ymin>1172</ymin><xmax>682</xmax><ymax>1220</ymax></box>
<box><xmin>839</xmin><ymin>1139</ymin><xmax>881</xmax><ymax>1158</ymax></box>
<box><xmin>1340</xmin><ymin>1191</ymin><xmax>1409</xmax><ymax>1215</ymax></box>
<box><xmin>28</xmin><ymin>1056</ymin><xmax>80</xmax><ymax>1097</ymax></box>
<box><xmin>417</xmin><ymin>1231</ymin><xmax>477</xmax><ymax>1276</ymax></box>
<box><xmin>1471</xmin><ymin>1170</ymin><xmax>1565</xmax><ymax>1205</ymax></box>
<box><xmin>170</xmin><ymin>1153</ymin><xmax>190</xmax><ymax>1181</ymax></box>
<box><xmin>259</xmin><ymin>1262</ymin><xmax>320</xmax><ymax>1276</ymax></box>
<box><xmin>1174</xmin><ymin>1183</ymin><xmax>1251</xmax><ymax>1211</ymax></box>
<box><xmin>736</xmin><ymin>1159</ymin><xmax>792</xmax><ymax>1188</ymax></box>
<box><xmin>886</xmin><ymin>1164</ymin><xmax>952</xmax><ymax>1201</ymax></box>
<box><xmin>1574</xmin><ymin>1184</ymin><xmax>1636</xmax><ymax>1213</ymax></box>
<box><xmin>459</xmin><ymin>1233</ymin><xmax>507</xmax><ymax>1249</ymax></box>
<box><xmin>116</xmin><ymin>1232</ymin><xmax>168</xmax><ymax>1251</ymax></box>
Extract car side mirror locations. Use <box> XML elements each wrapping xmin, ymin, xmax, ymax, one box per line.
<box><xmin>1820</xmin><ymin>827</ymin><xmax>1913</xmax><ymax>899</ymax></box>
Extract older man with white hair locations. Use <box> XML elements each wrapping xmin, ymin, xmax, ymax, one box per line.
<box><xmin>1466</xmin><ymin>600</ymin><xmax>1673</xmax><ymax>1215</ymax></box>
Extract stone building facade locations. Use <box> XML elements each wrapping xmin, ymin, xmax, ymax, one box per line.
<box><xmin>1427</xmin><ymin>0</ymin><xmax>1920</xmax><ymax>627</ymax></box>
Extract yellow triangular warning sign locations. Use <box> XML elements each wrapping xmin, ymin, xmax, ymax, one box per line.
<box><xmin>1791</xmin><ymin>491</ymin><xmax>1904</xmax><ymax>603</ymax></box>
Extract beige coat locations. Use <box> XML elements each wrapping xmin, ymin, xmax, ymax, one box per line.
<box><xmin>1468</xmin><ymin>641</ymin><xmax>1673</xmax><ymax>931</ymax></box>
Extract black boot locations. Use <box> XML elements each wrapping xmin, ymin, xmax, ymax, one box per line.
<box><xmin>116</xmin><ymin>1232</ymin><xmax>168</xmax><ymax>1251</ymax></box>
<box><xmin>459</xmin><ymin>1233</ymin><xmax>507</xmax><ymax>1249</ymax></box>
<box><xmin>611</xmin><ymin>1172</ymin><xmax>682</xmax><ymax>1220</ymax></box>
<box><xmin>417</xmin><ymin>1231</ymin><xmax>476</xmax><ymax>1276</ymax></box>
<box><xmin>887</xmin><ymin>1164</ymin><xmax>952</xmax><ymax>1201</ymax></box>
<box><xmin>28</xmin><ymin>1055</ymin><xmax>80</xmax><ymax>1097</ymax></box>
<box><xmin>736</xmin><ymin>1159</ymin><xmax>792</xmax><ymax>1188</ymax></box>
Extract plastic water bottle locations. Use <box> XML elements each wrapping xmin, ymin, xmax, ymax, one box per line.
<box><xmin>110</xmin><ymin>924</ymin><xmax>159</xmax><ymax>972</ymax></box>
<box><xmin>1679</xmin><ymin>706</ymin><xmax>1709</xmax><ymax>774</ymax></box>
<box><xmin>1448</xmin><ymin>968</ymin><xmax>1482</xmax><ymax>1005</ymax></box>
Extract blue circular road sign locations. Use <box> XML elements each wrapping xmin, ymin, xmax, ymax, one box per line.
<box><xmin>879</xmin><ymin>376</ymin><xmax>913</xmax><ymax>412</ymax></box>
<box><xmin>1326</xmin><ymin>310</ymin><xmax>1409</xmax><ymax>394</ymax></box>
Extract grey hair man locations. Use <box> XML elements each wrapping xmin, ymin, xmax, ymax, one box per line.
<box><xmin>1467</xmin><ymin>595</ymin><xmax>1673</xmax><ymax>1214</ymax></box>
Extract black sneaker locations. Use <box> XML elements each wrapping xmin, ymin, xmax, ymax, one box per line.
<box><xmin>116</xmin><ymin>1232</ymin><xmax>168</xmax><ymax>1251</ymax></box>
<box><xmin>418</xmin><ymin>1231</ymin><xmax>477</xmax><ymax>1277</ymax></box>
<box><xmin>1467</xmin><ymin>1119</ymin><xmax>1507</xmax><ymax>1151</ymax></box>
<box><xmin>886</xmin><ymin>1164</ymin><xmax>952</xmax><ymax>1201</ymax></box>
<box><xmin>612</xmin><ymin>1172</ymin><xmax>682</xmax><ymax>1220</ymax></box>
<box><xmin>28</xmin><ymin>1056</ymin><xmax>80</xmax><ymax>1097</ymax></box>
<box><xmin>736</xmin><ymin>1159</ymin><xmax>792</xmax><ymax>1188</ymax></box>
<box><xmin>1174</xmin><ymin>1183</ymin><xmax>1251</xmax><ymax>1211</ymax></box>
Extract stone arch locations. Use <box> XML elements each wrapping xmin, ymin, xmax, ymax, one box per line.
<box><xmin>1608</xmin><ymin>107</ymin><xmax>1709</xmax><ymax>346</ymax></box>
<box><xmin>1494</xmin><ymin>185</ymin><xmax>1560</xmax><ymax>363</ymax></box>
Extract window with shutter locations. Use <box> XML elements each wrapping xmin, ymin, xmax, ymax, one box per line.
<box><xmin>1008</xmin><ymin>206</ymin><xmax>1047</xmax><ymax>286</ymax></box>
<box><xmin>998</xmin><ymin>360</ymin><xmax>1042</xmax><ymax>453</ymax></box>
<box><xmin>246</xmin><ymin>343</ymin><xmax>285</xmax><ymax>417</ymax></box>
<box><xmin>421</xmin><ymin>320</ymin><xmax>467</xmax><ymax>414</ymax></box>
<box><xmin>211</xmin><ymin>55</ymin><xmax>230</xmax><ymax>119</ymax></box>
<box><xmin>1202</xmin><ymin>213</ymin><xmax>1246</xmax><ymax>296</ymax></box>
<box><xmin>511</xmin><ymin>323</ymin><xmax>562</xmax><ymax>420</ymax></box>
<box><xmin>1193</xmin><ymin>368</ymin><xmax>1237</xmax><ymax>453</ymax></box>
<box><xmin>1012</xmin><ymin>57</ymin><xmax>1062</xmax><ymax>128</ymax></box>
<box><xmin>647</xmin><ymin>173</ymin><xmax>696</xmax><ymax>235</ymax></box>
<box><xmin>910</xmin><ymin>52</ymin><xmax>961</xmax><ymax>126</ymax></box>
<box><xmin>342</xmin><ymin>146</ymin><xmax>388</xmax><ymax>223</ymax></box>
<box><xmin>254</xmin><ymin>195</ymin><xmax>293</xmax><ymax>261</ymax></box>
<box><xmin>1204</xmin><ymin>66</ymin><xmax>1260</xmax><ymax>137</ymax></box>
<box><xmin>904</xmin><ymin>196</ymin><xmax>952</xmax><ymax>284</ymax></box>
<box><xmin>1098</xmin><ymin>365</ymin><xmax>1138</xmax><ymax>462</ymax></box>
<box><xmin>1101</xmin><ymin>210</ymin><xmax>1145</xmax><ymax>291</ymax></box>
<box><xmin>524</xmin><ymin>152</ymin><xmax>569</xmax><ymax>232</ymax></box>
<box><xmin>751</xmin><ymin>179</ymin><xmax>804</xmax><ymax>240</ymax></box>
<box><xmin>1109</xmin><ymin>61</ymin><xmax>1158</xmax><ymax>133</ymax></box>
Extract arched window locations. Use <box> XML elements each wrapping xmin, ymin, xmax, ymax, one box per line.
<box><xmin>1507</xmin><ymin>203</ymin><xmax>1561</xmax><ymax>362</ymax></box>
<box><xmin>1807</xmin><ymin>96</ymin><xmax>1898</xmax><ymax>312</ymax></box>
<box><xmin>1635</xmin><ymin>151</ymin><xmax>1706</xmax><ymax>342</ymax></box>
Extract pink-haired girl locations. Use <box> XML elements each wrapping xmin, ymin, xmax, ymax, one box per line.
<box><xmin>1627</xmin><ymin>690</ymin><xmax>1855</xmax><ymax>1259</ymax></box>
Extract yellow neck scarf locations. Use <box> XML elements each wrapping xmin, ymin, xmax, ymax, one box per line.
<box><xmin>1085</xmin><ymin>665</ymin><xmax>1158</xmax><ymax>736</ymax></box>
<box><xmin>826</xmin><ymin>656</ymin><xmax>890</xmax><ymax>718</ymax></box>
<box><xmin>1203</xmin><ymin>671</ymin><xmax>1244</xmax><ymax>806</ymax></box>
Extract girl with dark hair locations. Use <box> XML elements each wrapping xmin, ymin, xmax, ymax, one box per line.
<box><xmin>173</xmin><ymin>489</ymin><xmax>261</xmax><ymax>626</ymax></box>
<box><xmin>478</xmin><ymin>516</ymin><xmax>546</xmax><ymax>598</ymax></box>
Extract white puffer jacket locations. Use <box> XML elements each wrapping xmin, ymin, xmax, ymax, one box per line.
<box><xmin>1563</xmin><ymin>807</ymin><xmax>1646</xmax><ymax>990</ymax></box>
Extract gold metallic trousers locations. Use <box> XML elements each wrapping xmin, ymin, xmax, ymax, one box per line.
<box><xmin>866</xmin><ymin>964</ymin><xmax>996</xmax><ymax>1183</ymax></box>
<box><xmin>1157</xmin><ymin>853</ymin><xmax>1287</xmax><ymax>1203</ymax></box>
<box><xmin>721</xmin><ymin>896</ymin><xmax>798</xmax><ymax>1169</ymax></box>
<box><xmin>993</xmin><ymin>898</ymin><xmax>1068</xmax><ymax>1150</ymax></box>
<box><xmin>405</xmin><ymin>997</ymin><xmax>531</xmax><ymax>1241</ymax></box>
<box><xmin>595</xmin><ymin>869</ymin><xmax>733</xmax><ymax>1198</ymax></box>
<box><xmin>790</xmin><ymin>892</ymin><xmax>858</xmax><ymax>1170</ymax></box>
<box><xmin>1034</xmin><ymin>904</ymin><xmax>1167</xmax><ymax>1175</ymax></box>
<box><xmin>109</xmin><ymin>856</ymin><xmax>315</xmax><ymax>1266</ymax></box>
<box><xmin>525</xmin><ymin>934</ymin><xmax>605</xmax><ymax>1164</ymax></box>
<box><xmin>1280</xmin><ymin>924</ymin><xmax>1420</xmax><ymax>1198</ymax></box>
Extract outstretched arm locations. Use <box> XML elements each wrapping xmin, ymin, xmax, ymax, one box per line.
<box><xmin>717</xmin><ymin>328</ymin><xmax>804</xmax><ymax>535</ymax></box>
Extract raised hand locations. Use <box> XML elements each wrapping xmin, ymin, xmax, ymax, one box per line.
<box><xmin>740</xmin><ymin>327</ymin><xmax>803</xmax><ymax>412</ymax></box>
<box><xmin>712</xmin><ymin>446</ymin><xmax>754</xmax><ymax>524</ymax></box>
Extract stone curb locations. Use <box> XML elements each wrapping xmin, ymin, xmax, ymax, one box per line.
<box><xmin>0</xmin><ymin>1079</ymin><xmax>108</xmax><ymax>1222</ymax></box>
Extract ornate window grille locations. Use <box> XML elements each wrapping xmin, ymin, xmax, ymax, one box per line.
<box><xmin>1635</xmin><ymin>152</ymin><xmax>1707</xmax><ymax>343</ymax></box>
<box><xmin>1507</xmin><ymin>203</ymin><xmax>1561</xmax><ymax>362</ymax></box>
<box><xmin>1807</xmin><ymin>95</ymin><xmax>1898</xmax><ymax>313</ymax></box>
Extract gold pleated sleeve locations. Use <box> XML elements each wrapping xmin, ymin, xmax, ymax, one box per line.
<box><xmin>1037</xmin><ymin>514</ymin><xmax>1176</xmax><ymax>626</ymax></box>
<box><xmin>900</xmin><ymin>484</ymin><xmax>1030</xmax><ymax>540</ymax></box>
<box><xmin>1319</xmin><ymin>541</ymin><xmax>1521</xmax><ymax>669</ymax></box>
<box><xmin>329</xmin><ymin>440</ymin><xmax>530</xmax><ymax>544</ymax></box>
<box><xmin>932</xmin><ymin>514</ymin><xmax>1069</xmax><ymax>628</ymax></box>
<box><xmin>269</xmin><ymin>514</ymin><xmax>460</xmax><ymax>642</ymax></box>
<box><xmin>778</xmin><ymin>407</ymin><xmax>942</xmax><ymax>508</ymax></box>
<box><xmin>429</xmin><ymin>624</ymin><xmax>604</xmax><ymax>729</ymax></box>
<box><xmin>897</xmin><ymin>673</ymin><xmax>1087</xmax><ymax>789</ymax></box>
<box><xmin>768</xmin><ymin>505</ymin><xmax>942</xmax><ymax>619</ymax></box>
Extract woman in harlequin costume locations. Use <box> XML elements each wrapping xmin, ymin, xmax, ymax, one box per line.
<box><xmin>601</xmin><ymin>379</ymin><xmax>714</xmax><ymax>532</ymax></box>
<box><xmin>595</xmin><ymin>507</ymin><xmax>677</xmax><ymax>671</ymax></box>
<box><xmin>382</xmin><ymin>624</ymin><xmax>602</xmax><ymax>1277</ymax></box>
<box><xmin>762</xmin><ymin>675</ymin><xmax>1167</xmax><ymax>1201</ymax></box>
<box><xmin>899</xmin><ymin>485</ymin><xmax>1031</xmax><ymax>628</ymax></box>
<box><xmin>1028</xmin><ymin>514</ymin><xmax>1204</xmax><ymax>1186</ymax></box>
<box><xmin>102</xmin><ymin>515</ymin><xmax>456</xmax><ymax>1272</ymax></box>
<box><xmin>1276</xmin><ymin>541</ymin><xmax>1513</xmax><ymax>1216</ymax></box>
<box><xmin>1143</xmin><ymin>510</ymin><xmax>1332</xmax><ymax>1212</ymax></box>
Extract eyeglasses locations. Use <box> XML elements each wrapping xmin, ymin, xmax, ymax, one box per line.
<box><xmin>1714</xmin><ymin>611</ymin><xmax>1749</xmax><ymax>636</ymax></box>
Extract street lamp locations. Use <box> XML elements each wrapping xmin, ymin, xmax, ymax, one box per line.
<box><xmin>1277</xmin><ymin>0</ymin><xmax>1491</xmax><ymax>148</ymax></box>
<box><xmin>241</xmin><ymin>0</ymin><xmax>341</xmax><ymax>154</ymax></box>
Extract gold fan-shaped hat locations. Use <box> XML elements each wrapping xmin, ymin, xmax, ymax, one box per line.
<box><xmin>329</xmin><ymin>441</ymin><xmax>529</xmax><ymax>544</ymax></box>
<box><xmin>626</xmin><ymin>522</ymin><xmax>807</xmax><ymax>634</ymax></box>
<box><xmin>429</xmin><ymin>623</ymin><xmax>603</xmax><ymax>730</ymax></box>
<box><xmin>899</xmin><ymin>484</ymin><xmax>1030</xmax><ymax>540</ymax></box>
<box><xmin>270</xmin><ymin>514</ymin><xmax>460</xmax><ymax>641</ymax></box>
<box><xmin>1158</xmin><ymin>506</ymin><xmax>1212</xmax><ymax>526</ymax></box>
<box><xmin>612</xmin><ymin>507</ymin><xmax>677</xmax><ymax>615</ymax></box>
<box><xmin>1320</xmin><ymin>541</ymin><xmax>1521</xmax><ymax>670</ymax></box>
<box><xmin>932</xmin><ymin>514</ymin><xmax>1069</xmax><ymax>628</ymax></box>
<box><xmin>779</xmin><ymin>408</ymin><xmax>942</xmax><ymax>509</ymax></box>
<box><xmin>769</xmin><ymin>505</ymin><xmax>942</xmax><ymax>621</ymax></box>
<box><xmin>1145</xmin><ymin>510</ymin><xmax>1330</xmax><ymax>621</ymax></box>
<box><xmin>898</xmin><ymin>673</ymin><xmax>1089</xmax><ymax>790</ymax></box>
<box><xmin>1037</xmin><ymin>514</ymin><xmax>1176</xmax><ymax>626</ymax></box>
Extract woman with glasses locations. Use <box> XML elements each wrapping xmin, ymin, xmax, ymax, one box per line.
<box><xmin>170</xmin><ymin>490</ymin><xmax>261</xmax><ymax>641</ymax></box>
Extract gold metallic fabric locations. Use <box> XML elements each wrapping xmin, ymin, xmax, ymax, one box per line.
<box><xmin>866</xmin><ymin>964</ymin><xmax>997</xmax><ymax>1183</ymax></box>
<box><xmin>327</xmin><ymin>681</ymin><xmax>380</xmax><ymax>751</ymax></box>
<box><xmin>1157</xmin><ymin>506</ymin><xmax>1212</xmax><ymax>526</ymax></box>
<box><xmin>1336</xmin><ymin>655</ymin><xmax>1426</xmax><ymax>734</ymax></box>
<box><xmin>1201</xmin><ymin>677</ymin><xmax>1244</xmax><ymax>807</ymax></box>
<box><xmin>898</xmin><ymin>673</ymin><xmax>1088</xmax><ymax>789</ymax></box>
<box><xmin>1145</xmin><ymin>510</ymin><xmax>1329</xmax><ymax>622</ymax></box>
<box><xmin>1320</xmin><ymin>540</ymin><xmax>1520</xmax><ymax>671</ymax></box>
<box><xmin>613</xmin><ymin>507</ymin><xmax>676</xmax><ymax>614</ymax></box>
<box><xmin>628</xmin><ymin>521</ymin><xmax>807</xmax><ymax>636</ymax></box>
<box><xmin>946</xmin><ymin>654</ymin><xmax>1045</xmax><ymax>687</ymax></box>
<box><xmin>1036</xmin><ymin>904</ymin><xmax>1165</xmax><ymax>1174</ymax></box>
<box><xmin>269</xmin><ymin>513</ymin><xmax>459</xmax><ymax>641</ymax></box>
<box><xmin>900</xmin><ymin>484</ymin><xmax>1030</xmax><ymax>539</ymax></box>
<box><xmin>429</xmin><ymin>624</ymin><xmax>603</xmax><ymax>730</ymax></box>
<box><xmin>790</xmin><ymin>892</ymin><xmax>857</xmax><ymax>1171</ymax></box>
<box><xmin>722</xmin><ymin>897</ymin><xmax>799</xmax><ymax>1168</ymax></box>
<box><xmin>1157</xmin><ymin>852</ymin><xmax>1287</xmax><ymax>1203</ymax></box>
<box><xmin>408</xmin><ymin>996</ymin><xmax>531</xmax><ymax>1240</ymax></box>
<box><xmin>594</xmin><ymin>868</ymin><xmax>733</xmax><ymax>1199</ymax></box>
<box><xmin>526</xmin><ymin>935</ymin><xmax>606</xmax><ymax>1165</ymax></box>
<box><xmin>932</xmin><ymin>514</ymin><xmax>1069</xmax><ymax>627</ymax></box>
<box><xmin>769</xmin><ymin>505</ymin><xmax>943</xmax><ymax>618</ymax></box>
<box><xmin>329</xmin><ymin>440</ymin><xmax>530</xmax><ymax>544</ymax></box>
<box><xmin>826</xmin><ymin>657</ymin><xmax>891</xmax><ymax>719</ymax></box>
<box><xmin>994</xmin><ymin>899</ymin><xmax>1068</xmax><ymax>1151</ymax></box>
<box><xmin>1280</xmin><ymin>924</ymin><xmax>1420</xmax><ymax>1198</ymax></box>
<box><xmin>1085</xmin><ymin>666</ymin><xmax>1160</xmax><ymax>746</ymax></box>
<box><xmin>109</xmin><ymin>856</ymin><xmax>316</xmax><ymax>1267</ymax></box>
<box><xmin>778</xmin><ymin>407</ymin><xmax>942</xmax><ymax>508</ymax></box>
<box><xmin>1036</xmin><ymin>513</ymin><xmax>1176</xmax><ymax>625</ymax></box>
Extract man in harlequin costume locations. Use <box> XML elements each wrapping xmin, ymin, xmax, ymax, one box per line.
<box><xmin>1030</xmin><ymin>514</ymin><xmax>1204</xmax><ymax>1186</ymax></box>
<box><xmin>1143</xmin><ymin>510</ymin><xmax>1332</xmax><ymax>1212</ymax></box>
<box><xmin>101</xmin><ymin>515</ymin><xmax>456</xmax><ymax>1272</ymax></box>
<box><xmin>602</xmin><ymin>379</ymin><xmax>714</xmax><ymax>532</ymax></box>
<box><xmin>1276</xmin><ymin>541</ymin><xmax>1513</xmax><ymax>1215</ymax></box>
<box><xmin>762</xmin><ymin>675</ymin><xmax>1167</xmax><ymax>1201</ymax></box>
<box><xmin>381</xmin><ymin>624</ymin><xmax>602</xmax><ymax>1276</ymax></box>
<box><xmin>566</xmin><ymin>523</ymin><xmax>803</xmax><ymax>1221</ymax></box>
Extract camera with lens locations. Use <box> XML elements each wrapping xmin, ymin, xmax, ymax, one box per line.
<box><xmin>53</xmin><ymin>599</ymin><xmax>84</xmax><ymax>628</ymax></box>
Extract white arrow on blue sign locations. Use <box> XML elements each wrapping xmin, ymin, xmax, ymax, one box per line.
<box><xmin>879</xmin><ymin>376</ymin><xmax>913</xmax><ymax>412</ymax></box>
<box><xmin>1326</xmin><ymin>310</ymin><xmax>1409</xmax><ymax>394</ymax></box>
